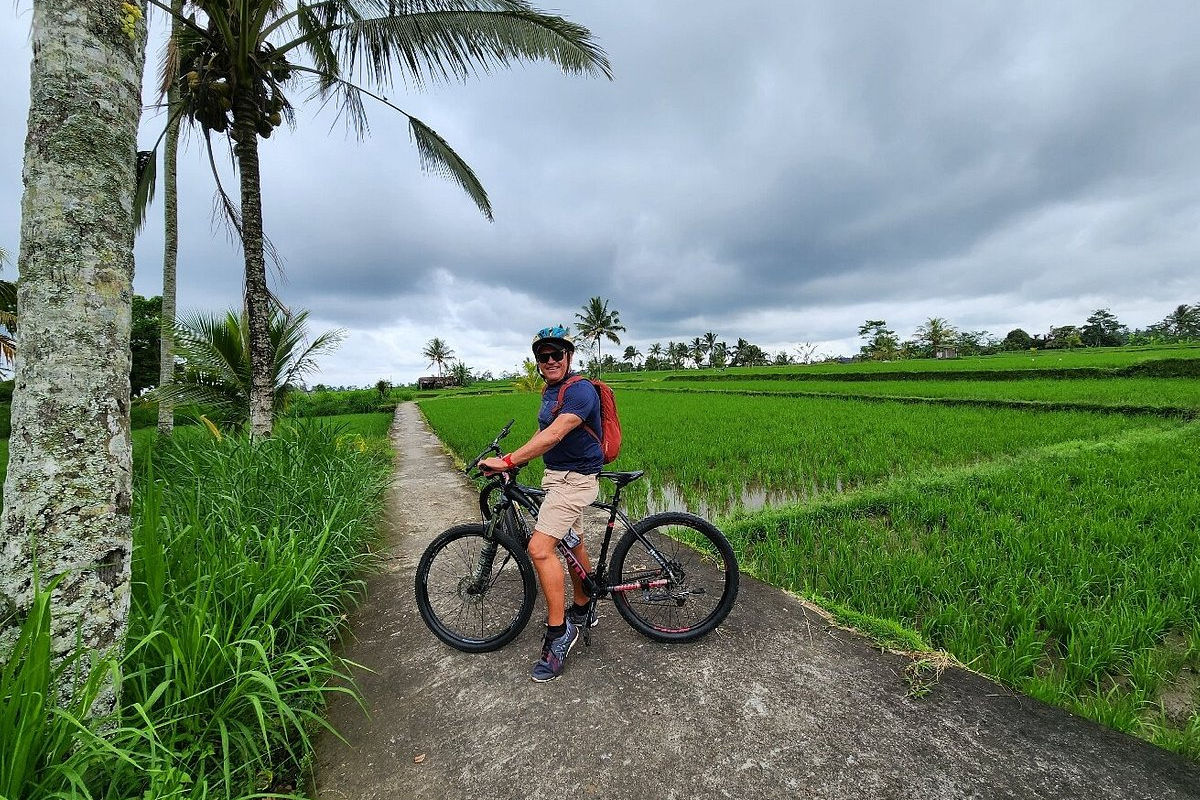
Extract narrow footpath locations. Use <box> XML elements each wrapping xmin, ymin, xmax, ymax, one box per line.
<box><xmin>312</xmin><ymin>402</ymin><xmax>1200</xmax><ymax>800</ymax></box>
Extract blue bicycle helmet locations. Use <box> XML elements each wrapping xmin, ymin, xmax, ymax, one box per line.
<box><xmin>531</xmin><ymin>324</ymin><xmax>576</xmax><ymax>354</ymax></box>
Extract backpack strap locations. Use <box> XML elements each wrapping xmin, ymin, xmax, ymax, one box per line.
<box><xmin>551</xmin><ymin>374</ymin><xmax>587</xmax><ymax>416</ymax></box>
<box><xmin>551</xmin><ymin>375</ymin><xmax>601</xmax><ymax>445</ymax></box>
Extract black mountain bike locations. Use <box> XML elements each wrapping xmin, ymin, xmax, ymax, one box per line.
<box><xmin>415</xmin><ymin>421</ymin><xmax>740</xmax><ymax>653</ymax></box>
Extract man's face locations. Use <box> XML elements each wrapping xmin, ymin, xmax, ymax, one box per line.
<box><xmin>536</xmin><ymin>345</ymin><xmax>570</xmax><ymax>382</ymax></box>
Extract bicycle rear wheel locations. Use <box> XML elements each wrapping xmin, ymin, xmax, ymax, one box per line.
<box><xmin>610</xmin><ymin>512</ymin><xmax>739</xmax><ymax>643</ymax></box>
<box><xmin>415</xmin><ymin>523</ymin><xmax>537</xmax><ymax>653</ymax></box>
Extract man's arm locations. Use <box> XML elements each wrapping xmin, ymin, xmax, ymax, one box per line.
<box><xmin>480</xmin><ymin>413</ymin><xmax>582</xmax><ymax>472</ymax></box>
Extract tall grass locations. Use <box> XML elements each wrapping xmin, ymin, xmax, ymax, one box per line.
<box><xmin>724</xmin><ymin>424</ymin><xmax>1200</xmax><ymax>757</ymax></box>
<box><xmin>0</xmin><ymin>417</ymin><xmax>392</xmax><ymax>798</ymax></box>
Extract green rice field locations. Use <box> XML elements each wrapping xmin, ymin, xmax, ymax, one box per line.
<box><xmin>654</xmin><ymin>377</ymin><xmax>1200</xmax><ymax>411</ymax></box>
<box><xmin>418</xmin><ymin>351</ymin><xmax>1200</xmax><ymax>759</ymax></box>
<box><xmin>421</xmin><ymin>391</ymin><xmax>1173</xmax><ymax>514</ymax></box>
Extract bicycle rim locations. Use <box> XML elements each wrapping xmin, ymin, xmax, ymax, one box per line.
<box><xmin>415</xmin><ymin>524</ymin><xmax>536</xmax><ymax>653</ymax></box>
<box><xmin>610</xmin><ymin>512</ymin><xmax>739</xmax><ymax>642</ymax></box>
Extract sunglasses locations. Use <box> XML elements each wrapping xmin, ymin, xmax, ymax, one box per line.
<box><xmin>535</xmin><ymin>349</ymin><xmax>567</xmax><ymax>364</ymax></box>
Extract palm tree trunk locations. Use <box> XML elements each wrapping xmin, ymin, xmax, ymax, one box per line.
<box><xmin>158</xmin><ymin>10</ymin><xmax>181</xmax><ymax>436</ymax></box>
<box><xmin>0</xmin><ymin>0</ymin><xmax>145</xmax><ymax>715</ymax></box>
<box><xmin>232</xmin><ymin>90</ymin><xmax>274</xmax><ymax>437</ymax></box>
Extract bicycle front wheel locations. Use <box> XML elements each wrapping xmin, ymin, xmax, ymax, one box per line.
<box><xmin>414</xmin><ymin>523</ymin><xmax>537</xmax><ymax>653</ymax></box>
<box><xmin>610</xmin><ymin>512</ymin><xmax>739</xmax><ymax>643</ymax></box>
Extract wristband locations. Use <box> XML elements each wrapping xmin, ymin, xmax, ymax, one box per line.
<box><xmin>501</xmin><ymin>453</ymin><xmax>515</xmax><ymax>469</ymax></box>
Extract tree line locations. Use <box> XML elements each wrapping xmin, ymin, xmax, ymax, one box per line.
<box><xmin>857</xmin><ymin>304</ymin><xmax>1200</xmax><ymax>361</ymax></box>
<box><xmin>414</xmin><ymin>300</ymin><xmax>1200</xmax><ymax>388</ymax></box>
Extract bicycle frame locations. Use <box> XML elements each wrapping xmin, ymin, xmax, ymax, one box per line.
<box><xmin>482</xmin><ymin>471</ymin><xmax>679</xmax><ymax>602</ymax></box>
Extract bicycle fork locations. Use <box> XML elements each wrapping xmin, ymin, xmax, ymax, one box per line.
<box><xmin>468</xmin><ymin>539</ymin><xmax>500</xmax><ymax>594</ymax></box>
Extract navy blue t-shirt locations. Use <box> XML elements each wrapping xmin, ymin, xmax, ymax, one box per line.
<box><xmin>539</xmin><ymin>374</ymin><xmax>603</xmax><ymax>474</ymax></box>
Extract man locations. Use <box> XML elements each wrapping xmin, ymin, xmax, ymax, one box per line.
<box><xmin>480</xmin><ymin>325</ymin><xmax>603</xmax><ymax>682</ymax></box>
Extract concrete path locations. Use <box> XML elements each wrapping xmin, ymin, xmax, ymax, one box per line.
<box><xmin>312</xmin><ymin>402</ymin><xmax>1200</xmax><ymax>800</ymax></box>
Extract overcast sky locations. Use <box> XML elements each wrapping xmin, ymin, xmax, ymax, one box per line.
<box><xmin>3</xmin><ymin>1</ymin><xmax>1199</xmax><ymax>386</ymax></box>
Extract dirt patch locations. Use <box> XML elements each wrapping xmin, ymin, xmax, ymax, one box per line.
<box><xmin>1157</xmin><ymin>631</ymin><xmax>1200</xmax><ymax>729</ymax></box>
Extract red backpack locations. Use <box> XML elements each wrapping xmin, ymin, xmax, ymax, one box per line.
<box><xmin>551</xmin><ymin>375</ymin><xmax>622</xmax><ymax>464</ymax></box>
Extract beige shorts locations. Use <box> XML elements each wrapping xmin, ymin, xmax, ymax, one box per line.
<box><xmin>535</xmin><ymin>469</ymin><xmax>600</xmax><ymax>540</ymax></box>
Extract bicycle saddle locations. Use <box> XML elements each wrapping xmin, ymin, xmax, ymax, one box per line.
<box><xmin>599</xmin><ymin>470</ymin><xmax>645</xmax><ymax>487</ymax></box>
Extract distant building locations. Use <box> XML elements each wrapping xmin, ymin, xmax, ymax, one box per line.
<box><xmin>417</xmin><ymin>376</ymin><xmax>459</xmax><ymax>390</ymax></box>
<box><xmin>935</xmin><ymin>347</ymin><xmax>959</xmax><ymax>359</ymax></box>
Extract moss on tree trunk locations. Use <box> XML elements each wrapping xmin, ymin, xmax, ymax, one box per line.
<box><xmin>0</xmin><ymin>0</ymin><xmax>146</xmax><ymax>716</ymax></box>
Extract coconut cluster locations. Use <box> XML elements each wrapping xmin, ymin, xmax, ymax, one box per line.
<box><xmin>180</xmin><ymin>39</ymin><xmax>291</xmax><ymax>141</ymax></box>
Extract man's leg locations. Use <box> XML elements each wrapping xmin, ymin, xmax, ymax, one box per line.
<box><xmin>528</xmin><ymin>530</ymin><xmax>567</xmax><ymax>626</ymax></box>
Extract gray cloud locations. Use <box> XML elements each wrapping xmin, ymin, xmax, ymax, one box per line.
<box><xmin>3</xmin><ymin>1</ymin><xmax>1199</xmax><ymax>386</ymax></box>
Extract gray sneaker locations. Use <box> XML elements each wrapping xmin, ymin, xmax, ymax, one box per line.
<box><xmin>531</xmin><ymin>622</ymin><xmax>579</xmax><ymax>682</ymax></box>
<box><xmin>567</xmin><ymin>604</ymin><xmax>599</xmax><ymax>629</ymax></box>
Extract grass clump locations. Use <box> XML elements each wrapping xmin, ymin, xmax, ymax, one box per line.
<box><xmin>0</xmin><ymin>417</ymin><xmax>392</xmax><ymax>798</ymax></box>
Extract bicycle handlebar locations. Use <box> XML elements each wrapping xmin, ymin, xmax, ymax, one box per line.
<box><xmin>465</xmin><ymin>419</ymin><xmax>516</xmax><ymax>474</ymax></box>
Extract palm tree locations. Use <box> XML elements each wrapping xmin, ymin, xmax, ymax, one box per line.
<box><xmin>422</xmin><ymin>337</ymin><xmax>455</xmax><ymax>376</ymax></box>
<box><xmin>730</xmin><ymin>337</ymin><xmax>750</xmax><ymax>367</ymax></box>
<box><xmin>647</xmin><ymin>342</ymin><xmax>665</xmax><ymax>369</ymax></box>
<box><xmin>1163</xmin><ymin>304</ymin><xmax>1200</xmax><ymax>339</ymax></box>
<box><xmin>2</xmin><ymin>0</ymin><xmax>146</xmax><ymax>714</ymax></box>
<box><xmin>710</xmin><ymin>341</ymin><xmax>729</xmax><ymax>370</ymax></box>
<box><xmin>140</xmin><ymin>1</ymin><xmax>611</xmax><ymax>437</ymax></box>
<box><xmin>702</xmin><ymin>331</ymin><xmax>718</xmax><ymax>366</ymax></box>
<box><xmin>670</xmin><ymin>341</ymin><xmax>689</xmax><ymax>370</ymax></box>
<box><xmin>915</xmin><ymin>317</ymin><xmax>956</xmax><ymax>355</ymax></box>
<box><xmin>575</xmin><ymin>296</ymin><xmax>626</xmax><ymax>377</ymax></box>
<box><xmin>689</xmin><ymin>337</ymin><xmax>706</xmax><ymax>369</ymax></box>
<box><xmin>622</xmin><ymin>345</ymin><xmax>642</xmax><ymax>369</ymax></box>
<box><xmin>155</xmin><ymin>0</ymin><xmax>185</xmax><ymax>436</ymax></box>
<box><xmin>147</xmin><ymin>305</ymin><xmax>344</xmax><ymax>427</ymax></box>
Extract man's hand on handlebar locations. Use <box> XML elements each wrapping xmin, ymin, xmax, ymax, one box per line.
<box><xmin>478</xmin><ymin>455</ymin><xmax>513</xmax><ymax>476</ymax></box>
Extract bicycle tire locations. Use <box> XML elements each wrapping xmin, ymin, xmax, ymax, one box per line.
<box><xmin>610</xmin><ymin>512</ymin><xmax>739</xmax><ymax>643</ymax></box>
<box><xmin>414</xmin><ymin>523</ymin><xmax>537</xmax><ymax>653</ymax></box>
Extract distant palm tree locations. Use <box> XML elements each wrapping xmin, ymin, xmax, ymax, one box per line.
<box><xmin>702</xmin><ymin>331</ymin><xmax>718</xmax><ymax>366</ymax></box>
<box><xmin>730</xmin><ymin>337</ymin><xmax>750</xmax><ymax>367</ymax></box>
<box><xmin>647</xmin><ymin>342</ymin><xmax>665</xmax><ymax>369</ymax></box>
<box><xmin>1163</xmin><ymin>304</ymin><xmax>1200</xmax><ymax>338</ymax></box>
<box><xmin>710</xmin><ymin>341</ymin><xmax>729</xmax><ymax>370</ymax></box>
<box><xmin>422</xmin><ymin>337</ymin><xmax>455</xmax><ymax>376</ymax></box>
<box><xmin>138</xmin><ymin>0</ymin><xmax>611</xmax><ymax>436</ymax></box>
<box><xmin>623</xmin><ymin>345</ymin><xmax>642</xmax><ymax>369</ymax></box>
<box><xmin>689</xmin><ymin>337</ymin><xmax>706</xmax><ymax>369</ymax></box>
<box><xmin>671</xmin><ymin>341</ymin><xmax>688</xmax><ymax>370</ymax></box>
<box><xmin>575</xmin><ymin>296</ymin><xmax>626</xmax><ymax>377</ymax></box>
<box><xmin>147</xmin><ymin>305</ymin><xmax>344</xmax><ymax>427</ymax></box>
<box><xmin>916</xmin><ymin>317</ymin><xmax>956</xmax><ymax>354</ymax></box>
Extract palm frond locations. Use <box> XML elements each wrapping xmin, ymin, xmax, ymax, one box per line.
<box><xmin>327</xmin><ymin>3</ymin><xmax>611</xmax><ymax>90</ymax></box>
<box><xmin>134</xmin><ymin>149</ymin><xmax>158</xmax><ymax>232</ymax></box>
<box><xmin>410</xmin><ymin>116</ymin><xmax>491</xmax><ymax>220</ymax></box>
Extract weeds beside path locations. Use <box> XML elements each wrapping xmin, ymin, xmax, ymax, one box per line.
<box><xmin>312</xmin><ymin>402</ymin><xmax>1200</xmax><ymax>800</ymax></box>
